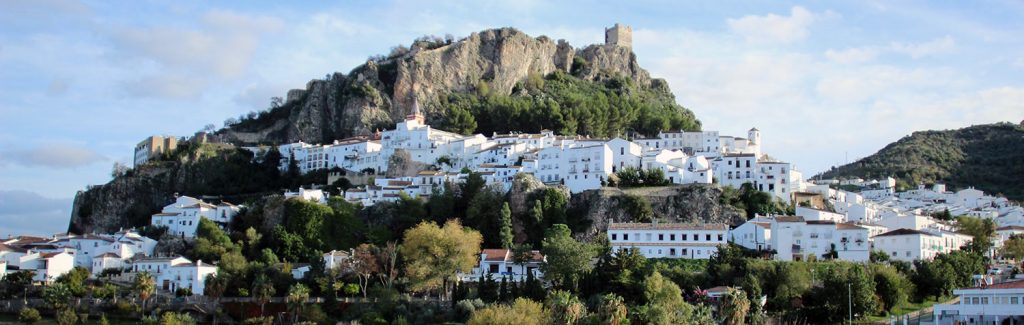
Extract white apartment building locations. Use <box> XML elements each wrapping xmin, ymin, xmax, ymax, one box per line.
<box><xmin>323</xmin><ymin>249</ymin><xmax>351</xmax><ymax>270</ymax></box>
<box><xmin>872</xmin><ymin>228</ymin><xmax>971</xmax><ymax>261</ymax></box>
<box><xmin>932</xmin><ymin>280</ymin><xmax>1024</xmax><ymax>324</ymax></box>
<box><xmin>48</xmin><ymin>231</ymin><xmax>157</xmax><ymax>274</ymax></box>
<box><xmin>150</xmin><ymin>196</ymin><xmax>240</xmax><ymax>238</ymax></box>
<box><xmin>607</xmin><ymin>222</ymin><xmax>729</xmax><ymax>259</ymax></box>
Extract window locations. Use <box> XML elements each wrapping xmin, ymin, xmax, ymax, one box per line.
<box><xmin>658</xmin><ymin>234</ymin><xmax>664</xmax><ymax>241</ymax></box>
<box><xmin>489</xmin><ymin>264</ymin><xmax>499</xmax><ymax>273</ymax></box>
<box><xmin>706</xmin><ymin>234</ymin><xmax>711</xmax><ymax>241</ymax></box>
<box><xmin>623</xmin><ymin>234</ymin><xmax>629</xmax><ymax>241</ymax></box>
<box><xmin>718</xmin><ymin>234</ymin><xmax>723</xmax><ymax>241</ymax></box>
<box><xmin>670</xmin><ymin>248</ymin><xmax>676</xmax><ymax>256</ymax></box>
<box><xmin>611</xmin><ymin>234</ymin><xmax>617</xmax><ymax>241</ymax></box>
<box><xmin>670</xmin><ymin>234</ymin><xmax>676</xmax><ymax>241</ymax></box>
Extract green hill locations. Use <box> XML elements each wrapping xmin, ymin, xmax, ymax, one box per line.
<box><xmin>818</xmin><ymin>122</ymin><xmax>1024</xmax><ymax>201</ymax></box>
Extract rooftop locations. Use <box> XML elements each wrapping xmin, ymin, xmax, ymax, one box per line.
<box><xmin>608</xmin><ymin>223</ymin><xmax>729</xmax><ymax>231</ymax></box>
<box><xmin>874</xmin><ymin>228</ymin><xmax>939</xmax><ymax>238</ymax></box>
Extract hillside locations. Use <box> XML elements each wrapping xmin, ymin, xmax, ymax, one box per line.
<box><xmin>70</xmin><ymin>26</ymin><xmax>704</xmax><ymax>233</ymax></box>
<box><xmin>818</xmin><ymin>122</ymin><xmax>1024</xmax><ymax>200</ymax></box>
<box><xmin>218</xmin><ymin>27</ymin><xmax>699</xmax><ymax>144</ymax></box>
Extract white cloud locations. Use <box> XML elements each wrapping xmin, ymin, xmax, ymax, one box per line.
<box><xmin>0</xmin><ymin>190</ymin><xmax>72</xmax><ymax>237</ymax></box>
<box><xmin>889</xmin><ymin>36</ymin><xmax>955</xmax><ymax>58</ymax></box>
<box><xmin>727</xmin><ymin>6</ymin><xmax>817</xmax><ymax>43</ymax></box>
<box><xmin>123</xmin><ymin>74</ymin><xmax>209</xmax><ymax>100</ymax></box>
<box><xmin>825</xmin><ymin>47</ymin><xmax>880</xmax><ymax>64</ymax></box>
<box><xmin>0</xmin><ymin>143</ymin><xmax>106</xmax><ymax>169</ymax></box>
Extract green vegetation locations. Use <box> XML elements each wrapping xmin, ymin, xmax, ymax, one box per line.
<box><xmin>720</xmin><ymin>183</ymin><xmax>791</xmax><ymax>219</ymax></box>
<box><xmin>440</xmin><ymin>70</ymin><xmax>700</xmax><ymax>138</ymax></box>
<box><xmin>612</xmin><ymin>166</ymin><xmax>669</xmax><ymax>187</ymax></box>
<box><xmin>819</xmin><ymin>122</ymin><xmax>1024</xmax><ymax>200</ymax></box>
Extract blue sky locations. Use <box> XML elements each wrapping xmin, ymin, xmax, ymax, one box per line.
<box><xmin>1</xmin><ymin>0</ymin><xmax>1022</xmax><ymax>236</ymax></box>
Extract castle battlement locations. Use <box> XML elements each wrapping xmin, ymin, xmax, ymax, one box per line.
<box><xmin>605</xmin><ymin>23</ymin><xmax>632</xmax><ymax>49</ymax></box>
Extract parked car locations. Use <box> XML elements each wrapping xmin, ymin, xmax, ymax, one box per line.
<box><xmin>988</xmin><ymin>268</ymin><xmax>1004</xmax><ymax>275</ymax></box>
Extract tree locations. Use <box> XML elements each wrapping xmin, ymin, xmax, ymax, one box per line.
<box><xmin>873</xmin><ymin>264</ymin><xmax>912</xmax><ymax>313</ymax></box>
<box><xmin>112</xmin><ymin>162</ymin><xmax>130</xmax><ymax>177</ymax></box>
<box><xmin>957</xmin><ymin>216</ymin><xmax>997</xmax><ymax>254</ymax></box>
<box><xmin>467</xmin><ymin>298</ymin><xmax>549</xmax><ymax>325</ymax></box>
<box><xmin>499</xmin><ymin>202</ymin><xmax>514</xmax><ymax>249</ymax></box>
<box><xmin>546</xmin><ymin>290</ymin><xmax>587</xmax><ymax>324</ymax></box>
<box><xmin>253</xmin><ymin>274</ymin><xmax>276</xmax><ymax>316</ymax></box>
<box><xmin>375</xmin><ymin>241</ymin><xmax>399</xmax><ymax>288</ymax></box>
<box><xmin>270</xmin><ymin>96</ymin><xmax>284</xmax><ymax>108</ymax></box>
<box><xmin>638</xmin><ymin>271</ymin><xmax>704</xmax><ymax>325</ymax></box>
<box><xmin>720</xmin><ymin>288</ymin><xmax>751</xmax><ymax>325</ymax></box>
<box><xmin>134</xmin><ymin>272</ymin><xmax>155</xmax><ymax>313</ymax></box>
<box><xmin>349</xmin><ymin>244</ymin><xmax>380</xmax><ymax>298</ymax></box>
<box><xmin>540</xmin><ymin>224</ymin><xmax>595</xmax><ymax>290</ymax></box>
<box><xmin>287</xmin><ymin>284</ymin><xmax>310</xmax><ymax>324</ymax></box>
<box><xmin>400</xmin><ymin>219</ymin><xmax>482</xmax><ymax>299</ymax></box>
<box><xmin>594</xmin><ymin>294</ymin><xmax>629</xmax><ymax>325</ymax></box>
<box><xmin>55</xmin><ymin>267</ymin><xmax>90</xmax><ymax>297</ymax></box>
<box><xmin>1002</xmin><ymin>234</ymin><xmax>1024</xmax><ymax>260</ymax></box>
<box><xmin>204</xmin><ymin>273</ymin><xmax>228</xmax><ymax>300</ymax></box>
<box><xmin>43</xmin><ymin>283</ymin><xmax>71</xmax><ymax>310</ymax></box>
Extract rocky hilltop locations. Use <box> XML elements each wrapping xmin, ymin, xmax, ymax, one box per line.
<box><xmin>219</xmin><ymin>27</ymin><xmax>673</xmax><ymax>145</ymax></box>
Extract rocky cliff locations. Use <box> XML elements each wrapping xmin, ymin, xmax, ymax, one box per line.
<box><xmin>570</xmin><ymin>185</ymin><xmax>746</xmax><ymax>242</ymax></box>
<box><xmin>219</xmin><ymin>27</ymin><xmax>669</xmax><ymax>145</ymax></box>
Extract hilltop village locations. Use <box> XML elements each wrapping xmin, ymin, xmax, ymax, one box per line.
<box><xmin>4</xmin><ymin>24</ymin><xmax>1022</xmax><ymax>325</ymax></box>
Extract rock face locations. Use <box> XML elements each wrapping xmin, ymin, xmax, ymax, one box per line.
<box><xmin>219</xmin><ymin>27</ymin><xmax>660</xmax><ymax>145</ymax></box>
<box><xmin>570</xmin><ymin>185</ymin><xmax>746</xmax><ymax>242</ymax></box>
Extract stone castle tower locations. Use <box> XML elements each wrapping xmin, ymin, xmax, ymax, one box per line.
<box><xmin>605</xmin><ymin>23</ymin><xmax>633</xmax><ymax>49</ymax></box>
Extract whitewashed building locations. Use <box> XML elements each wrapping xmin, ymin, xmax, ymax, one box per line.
<box><xmin>464</xmin><ymin>248</ymin><xmax>545</xmax><ymax>282</ymax></box>
<box><xmin>607</xmin><ymin>223</ymin><xmax>729</xmax><ymax>259</ymax></box>
<box><xmin>150</xmin><ymin>196</ymin><xmax>240</xmax><ymax>238</ymax></box>
<box><xmin>932</xmin><ymin>280</ymin><xmax>1024</xmax><ymax>324</ymax></box>
<box><xmin>131</xmin><ymin>256</ymin><xmax>216</xmax><ymax>295</ymax></box>
<box><xmin>18</xmin><ymin>251</ymin><xmax>74</xmax><ymax>283</ymax></box>
<box><xmin>767</xmin><ymin>216</ymin><xmax>870</xmax><ymax>262</ymax></box>
<box><xmin>872</xmin><ymin>228</ymin><xmax>971</xmax><ymax>262</ymax></box>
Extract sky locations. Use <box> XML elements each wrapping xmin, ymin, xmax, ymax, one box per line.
<box><xmin>1</xmin><ymin>0</ymin><xmax>1022</xmax><ymax>236</ymax></box>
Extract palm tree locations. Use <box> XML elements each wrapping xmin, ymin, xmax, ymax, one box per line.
<box><xmin>286</xmin><ymin>284</ymin><xmax>310</xmax><ymax>324</ymax></box>
<box><xmin>133</xmin><ymin>272</ymin><xmax>155</xmax><ymax>316</ymax></box>
<box><xmin>721</xmin><ymin>288</ymin><xmax>751</xmax><ymax>325</ymax></box>
<box><xmin>253</xmin><ymin>274</ymin><xmax>275</xmax><ymax>317</ymax></box>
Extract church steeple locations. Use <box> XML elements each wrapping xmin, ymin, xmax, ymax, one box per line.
<box><xmin>406</xmin><ymin>96</ymin><xmax>425</xmax><ymax>124</ymax></box>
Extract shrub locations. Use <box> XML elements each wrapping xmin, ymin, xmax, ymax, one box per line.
<box><xmin>56</xmin><ymin>308</ymin><xmax>78</xmax><ymax>325</ymax></box>
<box><xmin>18</xmin><ymin>307</ymin><xmax>41</xmax><ymax>324</ymax></box>
<box><xmin>160</xmin><ymin>312</ymin><xmax>196</xmax><ymax>325</ymax></box>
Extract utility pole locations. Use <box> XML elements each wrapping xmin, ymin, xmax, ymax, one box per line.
<box><xmin>848</xmin><ymin>282</ymin><xmax>853</xmax><ymax>324</ymax></box>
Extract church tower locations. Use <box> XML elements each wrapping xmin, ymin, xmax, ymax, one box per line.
<box><xmin>406</xmin><ymin>97</ymin><xmax>426</xmax><ymax>125</ymax></box>
<box><xmin>748</xmin><ymin>127</ymin><xmax>761</xmax><ymax>145</ymax></box>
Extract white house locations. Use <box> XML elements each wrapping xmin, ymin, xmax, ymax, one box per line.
<box><xmin>932</xmin><ymin>280</ymin><xmax>1024</xmax><ymax>324</ymax></box>
<box><xmin>464</xmin><ymin>248</ymin><xmax>545</xmax><ymax>282</ymax></box>
<box><xmin>157</xmin><ymin>260</ymin><xmax>217</xmax><ymax>295</ymax></box>
<box><xmin>765</xmin><ymin>216</ymin><xmax>871</xmax><ymax>262</ymax></box>
<box><xmin>150</xmin><ymin>196</ymin><xmax>240</xmax><ymax>238</ymax></box>
<box><xmin>796</xmin><ymin>206</ymin><xmax>846</xmax><ymax>223</ymax></box>
<box><xmin>284</xmin><ymin>188</ymin><xmax>328</xmax><ymax>204</ymax></box>
<box><xmin>607</xmin><ymin>222</ymin><xmax>729</xmax><ymax>259</ymax></box>
<box><xmin>872</xmin><ymin>228</ymin><xmax>969</xmax><ymax>261</ymax></box>
<box><xmin>19</xmin><ymin>251</ymin><xmax>74</xmax><ymax>283</ymax></box>
<box><xmin>729</xmin><ymin>217</ymin><xmax>772</xmax><ymax>251</ymax></box>
<box><xmin>323</xmin><ymin>249</ymin><xmax>351</xmax><ymax>270</ymax></box>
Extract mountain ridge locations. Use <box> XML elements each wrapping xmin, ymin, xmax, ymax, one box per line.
<box><xmin>817</xmin><ymin>122</ymin><xmax>1024</xmax><ymax>201</ymax></box>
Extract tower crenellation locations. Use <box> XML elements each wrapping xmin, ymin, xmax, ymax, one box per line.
<box><xmin>605</xmin><ymin>23</ymin><xmax>632</xmax><ymax>49</ymax></box>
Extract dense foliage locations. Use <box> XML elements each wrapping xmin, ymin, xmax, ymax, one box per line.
<box><xmin>819</xmin><ymin>122</ymin><xmax>1024</xmax><ymax>200</ymax></box>
<box><xmin>439</xmin><ymin>70</ymin><xmax>700</xmax><ymax>138</ymax></box>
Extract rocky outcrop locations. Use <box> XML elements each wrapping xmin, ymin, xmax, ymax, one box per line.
<box><xmin>218</xmin><ymin>27</ymin><xmax>660</xmax><ymax>145</ymax></box>
<box><xmin>570</xmin><ymin>185</ymin><xmax>746</xmax><ymax>242</ymax></box>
